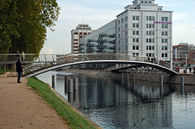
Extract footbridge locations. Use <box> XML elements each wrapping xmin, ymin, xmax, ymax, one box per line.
<box><xmin>0</xmin><ymin>53</ymin><xmax>178</xmax><ymax>77</ymax></box>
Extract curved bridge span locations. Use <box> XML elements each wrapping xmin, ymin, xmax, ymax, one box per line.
<box><xmin>26</xmin><ymin>60</ymin><xmax>178</xmax><ymax>77</ymax></box>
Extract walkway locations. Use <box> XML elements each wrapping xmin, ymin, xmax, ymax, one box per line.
<box><xmin>0</xmin><ymin>77</ymin><xmax>69</xmax><ymax>129</ymax></box>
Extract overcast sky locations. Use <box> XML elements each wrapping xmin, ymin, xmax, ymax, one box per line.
<box><xmin>41</xmin><ymin>0</ymin><xmax>195</xmax><ymax>54</ymax></box>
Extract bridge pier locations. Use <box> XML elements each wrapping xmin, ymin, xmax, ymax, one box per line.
<box><xmin>52</xmin><ymin>75</ymin><xmax>55</xmax><ymax>89</ymax></box>
<box><xmin>64</xmin><ymin>76</ymin><xmax>67</xmax><ymax>94</ymax></box>
<box><xmin>122</xmin><ymin>72</ymin><xmax>124</xmax><ymax>86</ymax></box>
<box><xmin>180</xmin><ymin>76</ymin><xmax>185</xmax><ymax>94</ymax></box>
<box><xmin>160</xmin><ymin>75</ymin><xmax>163</xmax><ymax>96</ymax></box>
<box><xmin>68</xmin><ymin>78</ymin><xmax>74</xmax><ymax>103</ymax></box>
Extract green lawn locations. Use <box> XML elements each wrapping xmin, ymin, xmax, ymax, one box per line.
<box><xmin>27</xmin><ymin>77</ymin><xmax>99</xmax><ymax>129</ymax></box>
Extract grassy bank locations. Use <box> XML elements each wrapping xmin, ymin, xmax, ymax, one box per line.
<box><xmin>27</xmin><ymin>77</ymin><xmax>99</xmax><ymax>129</ymax></box>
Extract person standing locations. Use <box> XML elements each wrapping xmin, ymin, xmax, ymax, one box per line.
<box><xmin>22</xmin><ymin>51</ymin><xmax>25</xmax><ymax>61</ymax></box>
<box><xmin>16</xmin><ymin>58</ymin><xmax>23</xmax><ymax>83</ymax></box>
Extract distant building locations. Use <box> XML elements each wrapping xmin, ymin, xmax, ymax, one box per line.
<box><xmin>71</xmin><ymin>24</ymin><xmax>92</xmax><ymax>54</ymax></box>
<box><xmin>79</xmin><ymin>0</ymin><xmax>173</xmax><ymax>67</ymax></box>
<box><xmin>173</xmin><ymin>43</ymin><xmax>195</xmax><ymax>67</ymax></box>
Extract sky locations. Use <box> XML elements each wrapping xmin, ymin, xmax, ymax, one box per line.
<box><xmin>40</xmin><ymin>0</ymin><xmax>195</xmax><ymax>54</ymax></box>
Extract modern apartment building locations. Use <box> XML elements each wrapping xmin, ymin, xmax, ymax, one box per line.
<box><xmin>79</xmin><ymin>0</ymin><xmax>172</xmax><ymax>65</ymax></box>
<box><xmin>71</xmin><ymin>24</ymin><xmax>92</xmax><ymax>54</ymax></box>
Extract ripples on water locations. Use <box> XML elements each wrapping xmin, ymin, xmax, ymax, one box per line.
<box><xmin>37</xmin><ymin>71</ymin><xmax>195</xmax><ymax>129</ymax></box>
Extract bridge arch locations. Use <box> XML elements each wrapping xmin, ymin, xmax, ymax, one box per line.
<box><xmin>26</xmin><ymin>60</ymin><xmax>178</xmax><ymax>77</ymax></box>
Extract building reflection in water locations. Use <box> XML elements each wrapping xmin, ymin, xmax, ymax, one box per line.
<box><xmin>55</xmin><ymin>74</ymin><xmax>173</xmax><ymax>129</ymax></box>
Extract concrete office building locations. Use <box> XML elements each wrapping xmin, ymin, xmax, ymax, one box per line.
<box><xmin>117</xmin><ymin>0</ymin><xmax>172</xmax><ymax>64</ymax></box>
<box><xmin>79</xmin><ymin>0</ymin><xmax>172</xmax><ymax>65</ymax></box>
<box><xmin>71</xmin><ymin>24</ymin><xmax>92</xmax><ymax>54</ymax></box>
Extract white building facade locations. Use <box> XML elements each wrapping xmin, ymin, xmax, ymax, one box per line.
<box><xmin>117</xmin><ymin>0</ymin><xmax>172</xmax><ymax>63</ymax></box>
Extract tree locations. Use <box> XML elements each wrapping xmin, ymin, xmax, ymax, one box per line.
<box><xmin>0</xmin><ymin>0</ymin><xmax>60</xmax><ymax>55</ymax></box>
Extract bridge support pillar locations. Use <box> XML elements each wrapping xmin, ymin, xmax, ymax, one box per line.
<box><xmin>68</xmin><ymin>78</ymin><xmax>74</xmax><ymax>103</ymax></box>
<box><xmin>122</xmin><ymin>72</ymin><xmax>124</xmax><ymax>86</ymax></box>
<box><xmin>160</xmin><ymin>75</ymin><xmax>163</xmax><ymax>96</ymax></box>
<box><xmin>52</xmin><ymin>75</ymin><xmax>55</xmax><ymax>89</ymax></box>
<box><xmin>181</xmin><ymin>76</ymin><xmax>185</xmax><ymax>94</ymax></box>
<box><xmin>64</xmin><ymin>76</ymin><xmax>67</xmax><ymax>94</ymax></box>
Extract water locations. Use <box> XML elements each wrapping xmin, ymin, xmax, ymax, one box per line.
<box><xmin>37</xmin><ymin>71</ymin><xmax>195</xmax><ymax>129</ymax></box>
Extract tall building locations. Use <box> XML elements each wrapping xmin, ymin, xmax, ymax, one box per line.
<box><xmin>71</xmin><ymin>24</ymin><xmax>92</xmax><ymax>54</ymax></box>
<box><xmin>117</xmin><ymin>0</ymin><xmax>172</xmax><ymax>64</ymax></box>
<box><xmin>79</xmin><ymin>0</ymin><xmax>172</xmax><ymax>66</ymax></box>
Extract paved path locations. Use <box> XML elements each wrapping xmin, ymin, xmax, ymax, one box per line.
<box><xmin>0</xmin><ymin>77</ymin><xmax>69</xmax><ymax>129</ymax></box>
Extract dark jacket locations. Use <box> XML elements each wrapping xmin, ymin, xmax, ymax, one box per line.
<box><xmin>16</xmin><ymin>60</ymin><xmax>23</xmax><ymax>72</ymax></box>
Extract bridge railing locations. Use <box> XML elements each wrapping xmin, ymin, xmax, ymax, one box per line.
<box><xmin>0</xmin><ymin>53</ymin><xmax>171</xmax><ymax>74</ymax></box>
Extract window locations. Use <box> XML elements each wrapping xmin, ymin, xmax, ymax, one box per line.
<box><xmin>162</xmin><ymin>17</ymin><xmax>168</xmax><ymax>21</ymax></box>
<box><xmin>162</xmin><ymin>39</ymin><xmax>168</xmax><ymax>43</ymax></box>
<box><xmin>146</xmin><ymin>24</ymin><xmax>155</xmax><ymax>28</ymax></box>
<box><xmin>133</xmin><ymin>16</ymin><xmax>139</xmax><ymax>20</ymax></box>
<box><xmin>121</xmin><ymin>18</ymin><xmax>124</xmax><ymax>23</ymax></box>
<box><xmin>162</xmin><ymin>31</ymin><xmax>168</xmax><ymax>36</ymax></box>
<box><xmin>118</xmin><ymin>27</ymin><xmax>120</xmax><ymax>31</ymax></box>
<box><xmin>133</xmin><ymin>38</ymin><xmax>139</xmax><ymax>43</ymax></box>
<box><xmin>146</xmin><ymin>38</ymin><xmax>155</xmax><ymax>43</ymax></box>
<box><xmin>146</xmin><ymin>16</ymin><xmax>155</xmax><ymax>21</ymax></box>
<box><xmin>133</xmin><ymin>23</ymin><xmax>139</xmax><ymax>28</ymax></box>
<box><xmin>125</xmin><ymin>24</ymin><xmax>128</xmax><ymax>28</ymax></box>
<box><xmin>133</xmin><ymin>45</ymin><xmax>139</xmax><ymax>50</ymax></box>
<box><xmin>133</xmin><ymin>31</ymin><xmax>139</xmax><ymax>35</ymax></box>
<box><xmin>125</xmin><ymin>32</ymin><xmax>128</xmax><ymax>36</ymax></box>
<box><xmin>125</xmin><ymin>16</ymin><xmax>128</xmax><ymax>22</ymax></box>
<box><xmin>133</xmin><ymin>46</ymin><xmax>135</xmax><ymax>50</ymax></box>
<box><xmin>118</xmin><ymin>20</ymin><xmax>120</xmax><ymax>25</ymax></box>
<box><xmin>162</xmin><ymin>24</ymin><xmax>168</xmax><ymax>29</ymax></box>
<box><xmin>162</xmin><ymin>53</ymin><xmax>164</xmax><ymax>57</ymax></box>
<box><xmin>136</xmin><ymin>46</ymin><xmax>139</xmax><ymax>50</ymax></box>
<box><xmin>146</xmin><ymin>31</ymin><xmax>155</xmax><ymax>35</ymax></box>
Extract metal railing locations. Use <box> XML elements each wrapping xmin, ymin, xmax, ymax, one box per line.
<box><xmin>0</xmin><ymin>53</ymin><xmax>171</xmax><ymax>74</ymax></box>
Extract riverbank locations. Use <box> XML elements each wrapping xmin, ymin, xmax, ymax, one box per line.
<box><xmin>28</xmin><ymin>77</ymin><xmax>101</xmax><ymax>129</ymax></box>
<box><xmin>0</xmin><ymin>74</ymin><xmax>101</xmax><ymax>129</ymax></box>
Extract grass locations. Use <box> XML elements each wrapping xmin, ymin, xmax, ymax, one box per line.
<box><xmin>27</xmin><ymin>77</ymin><xmax>98</xmax><ymax>129</ymax></box>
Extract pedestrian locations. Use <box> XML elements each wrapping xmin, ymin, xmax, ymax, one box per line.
<box><xmin>22</xmin><ymin>51</ymin><xmax>25</xmax><ymax>61</ymax></box>
<box><xmin>189</xmin><ymin>67</ymin><xmax>192</xmax><ymax>74</ymax></box>
<box><xmin>16</xmin><ymin>58</ymin><xmax>23</xmax><ymax>83</ymax></box>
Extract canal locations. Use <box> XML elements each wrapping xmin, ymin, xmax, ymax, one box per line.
<box><xmin>37</xmin><ymin>71</ymin><xmax>195</xmax><ymax>129</ymax></box>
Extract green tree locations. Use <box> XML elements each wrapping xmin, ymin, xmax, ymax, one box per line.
<box><xmin>0</xmin><ymin>0</ymin><xmax>60</xmax><ymax>55</ymax></box>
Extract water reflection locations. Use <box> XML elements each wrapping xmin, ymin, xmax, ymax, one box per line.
<box><xmin>53</xmin><ymin>73</ymin><xmax>173</xmax><ymax>129</ymax></box>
